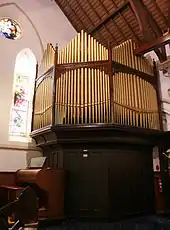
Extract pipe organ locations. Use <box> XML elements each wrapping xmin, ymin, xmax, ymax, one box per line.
<box><xmin>32</xmin><ymin>30</ymin><xmax>160</xmax><ymax>131</ymax></box>
<box><xmin>112</xmin><ymin>40</ymin><xmax>160</xmax><ymax>130</ymax></box>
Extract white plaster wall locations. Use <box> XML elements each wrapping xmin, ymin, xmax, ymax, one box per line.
<box><xmin>145</xmin><ymin>45</ymin><xmax>170</xmax><ymax>130</ymax></box>
<box><xmin>0</xmin><ymin>0</ymin><xmax>76</xmax><ymax>170</ymax></box>
<box><xmin>0</xmin><ymin>148</ymin><xmax>42</xmax><ymax>171</ymax></box>
<box><xmin>146</xmin><ymin>46</ymin><xmax>170</xmax><ymax>170</ymax></box>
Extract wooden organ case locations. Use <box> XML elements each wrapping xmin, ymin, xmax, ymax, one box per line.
<box><xmin>31</xmin><ymin>31</ymin><xmax>166</xmax><ymax>219</ymax></box>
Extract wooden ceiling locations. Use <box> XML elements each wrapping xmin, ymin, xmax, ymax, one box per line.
<box><xmin>55</xmin><ymin>0</ymin><xmax>170</xmax><ymax>60</ymax></box>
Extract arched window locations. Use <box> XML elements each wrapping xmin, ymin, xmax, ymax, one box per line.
<box><xmin>9</xmin><ymin>48</ymin><xmax>36</xmax><ymax>141</ymax></box>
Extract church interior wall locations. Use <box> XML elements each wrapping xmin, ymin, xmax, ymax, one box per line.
<box><xmin>0</xmin><ymin>0</ymin><xmax>76</xmax><ymax>171</ymax></box>
<box><xmin>145</xmin><ymin>45</ymin><xmax>170</xmax><ymax>131</ymax></box>
<box><xmin>145</xmin><ymin>45</ymin><xmax>170</xmax><ymax>171</ymax></box>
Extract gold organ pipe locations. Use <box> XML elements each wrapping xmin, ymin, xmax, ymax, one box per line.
<box><xmin>99</xmin><ymin>43</ymin><xmax>103</xmax><ymax>123</ymax></box>
<box><xmin>136</xmin><ymin>76</ymin><xmax>142</xmax><ymax>127</ymax></box>
<box><xmin>115</xmin><ymin>74</ymin><xmax>119</xmax><ymax>124</ymax></box>
<box><xmin>143</xmin><ymin>79</ymin><xmax>148</xmax><ymax>128</ymax></box>
<box><xmin>73</xmin><ymin>35</ymin><xmax>77</xmax><ymax>124</ymax></box>
<box><xmin>49</xmin><ymin>79</ymin><xmax>52</xmax><ymax>125</ymax></box>
<box><xmin>63</xmin><ymin>45</ymin><xmax>67</xmax><ymax>124</ymax></box>
<box><xmin>102</xmin><ymin>45</ymin><xmax>106</xmax><ymax>123</ymax></box>
<box><xmin>38</xmin><ymin>83</ymin><xmax>41</xmax><ymax>128</ymax></box>
<box><xmin>70</xmin><ymin>39</ymin><xmax>74</xmax><ymax>124</ymax></box>
<box><xmin>67</xmin><ymin>44</ymin><xmax>71</xmax><ymax>124</ymax></box>
<box><xmin>36</xmin><ymin>87</ymin><xmax>39</xmax><ymax>129</ymax></box>
<box><xmin>120</xmin><ymin>73</ymin><xmax>123</xmax><ymax>124</ymax></box>
<box><xmin>130</xmin><ymin>74</ymin><xmax>135</xmax><ymax>126</ymax></box>
<box><xmin>151</xmin><ymin>83</ymin><xmax>155</xmax><ymax>129</ymax></box>
<box><xmin>45</xmin><ymin>79</ymin><xmax>47</xmax><ymax>125</ymax></box>
<box><xmin>122</xmin><ymin>73</ymin><xmax>126</xmax><ymax>125</ymax></box>
<box><xmin>145</xmin><ymin>81</ymin><xmax>150</xmax><ymax>128</ymax></box>
<box><xmin>45</xmin><ymin>79</ymin><xmax>48</xmax><ymax>125</ymax></box>
<box><xmin>84</xmin><ymin>32</ymin><xmax>88</xmax><ymax>124</ymax></box>
<box><xmin>117</xmin><ymin>73</ymin><xmax>120</xmax><ymax>124</ymax></box>
<box><xmin>147</xmin><ymin>82</ymin><xmax>152</xmax><ymax>129</ymax></box>
<box><xmin>150</xmin><ymin>83</ymin><xmax>155</xmax><ymax>129</ymax></box>
<box><xmin>39</xmin><ymin>84</ymin><xmax>41</xmax><ymax>128</ymax></box>
<box><xmin>125</xmin><ymin>73</ymin><xmax>130</xmax><ymax>125</ymax></box>
<box><xmin>91</xmin><ymin>37</ymin><xmax>95</xmax><ymax>123</ymax></box>
<box><xmin>43</xmin><ymin>79</ymin><xmax>46</xmax><ymax>127</ymax></box>
<box><xmin>96</xmin><ymin>41</ymin><xmax>100</xmax><ymax>123</ymax></box>
<box><xmin>93</xmin><ymin>38</ymin><xmax>96</xmax><ymax>122</ymax></box>
<box><xmin>60</xmin><ymin>48</ymin><xmax>64</xmax><ymax>123</ymax></box>
<box><xmin>41</xmin><ymin>81</ymin><xmax>43</xmax><ymax>128</ymax></box>
<box><xmin>77</xmin><ymin>33</ymin><xmax>81</xmax><ymax>124</ymax></box>
<box><xmin>122</xmin><ymin>43</ymin><xmax>126</xmax><ymax>124</ymax></box>
<box><xmin>46</xmin><ymin>78</ymin><xmax>49</xmax><ymax>125</ymax></box>
<box><xmin>80</xmin><ymin>30</ymin><xmax>84</xmax><ymax>123</ymax></box>
<box><xmin>88</xmin><ymin>34</ymin><xmax>92</xmax><ymax>123</ymax></box>
<box><xmin>43</xmin><ymin>85</ymin><xmax>45</xmax><ymax>127</ymax></box>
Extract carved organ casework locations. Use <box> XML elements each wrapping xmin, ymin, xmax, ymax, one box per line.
<box><xmin>32</xmin><ymin>30</ymin><xmax>160</xmax><ymax>133</ymax></box>
<box><xmin>30</xmin><ymin>30</ymin><xmax>169</xmax><ymax>219</ymax></box>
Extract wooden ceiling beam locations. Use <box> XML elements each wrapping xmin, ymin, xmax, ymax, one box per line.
<box><xmin>90</xmin><ymin>1</ymin><xmax>129</xmax><ymax>35</ymax></box>
<box><xmin>151</xmin><ymin>0</ymin><xmax>169</xmax><ymax>28</ymax></box>
<box><xmin>130</xmin><ymin>0</ymin><xmax>167</xmax><ymax>61</ymax></box>
<box><xmin>135</xmin><ymin>33</ymin><xmax>170</xmax><ymax>56</ymax></box>
<box><xmin>86</xmin><ymin>0</ymin><xmax>117</xmax><ymax>46</ymax></box>
<box><xmin>129</xmin><ymin>0</ymin><xmax>160</xmax><ymax>41</ymax></box>
<box><xmin>168</xmin><ymin>2</ymin><xmax>170</xmax><ymax>30</ymax></box>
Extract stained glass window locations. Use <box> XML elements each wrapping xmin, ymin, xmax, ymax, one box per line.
<box><xmin>0</xmin><ymin>17</ymin><xmax>21</xmax><ymax>40</ymax></box>
<box><xmin>9</xmin><ymin>49</ymin><xmax>36</xmax><ymax>140</ymax></box>
<box><xmin>9</xmin><ymin>75</ymin><xmax>29</xmax><ymax>137</ymax></box>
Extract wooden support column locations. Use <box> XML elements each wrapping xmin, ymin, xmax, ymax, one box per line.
<box><xmin>52</xmin><ymin>44</ymin><xmax>59</xmax><ymax>126</ymax></box>
<box><xmin>31</xmin><ymin>62</ymin><xmax>38</xmax><ymax>131</ymax></box>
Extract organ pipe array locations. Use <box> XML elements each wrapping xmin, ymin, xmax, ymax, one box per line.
<box><xmin>112</xmin><ymin>40</ymin><xmax>160</xmax><ymax>130</ymax></box>
<box><xmin>33</xmin><ymin>44</ymin><xmax>55</xmax><ymax>130</ymax></box>
<box><xmin>32</xmin><ymin>30</ymin><xmax>160</xmax><ymax>131</ymax></box>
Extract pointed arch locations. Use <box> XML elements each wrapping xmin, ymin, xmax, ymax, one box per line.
<box><xmin>9</xmin><ymin>48</ymin><xmax>36</xmax><ymax>141</ymax></box>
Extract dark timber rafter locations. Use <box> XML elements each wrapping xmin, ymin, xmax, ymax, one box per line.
<box><xmin>129</xmin><ymin>0</ymin><xmax>167</xmax><ymax>62</ymax></box>
<box><xmin>90</xmin><ymin>1</ymin><xmax>129</xmax><ymax>35</ymax></box>
<box><xmin>168</xmin><ymin>2</ymin><xmax>170</xmax><ymax>31</ymax></box>
<box><xmin>135</xmin><ymin>33</ymin><xmax>170</xmax><ymax>56</ymax></box>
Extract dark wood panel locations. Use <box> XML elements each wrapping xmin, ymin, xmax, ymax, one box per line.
<box><xmin>63</xmin><ymin>144</ymin><xmax>154</xmax><ymax>219</ymax></box>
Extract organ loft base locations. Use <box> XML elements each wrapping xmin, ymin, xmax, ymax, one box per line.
<box><xmin>31</xmin><ymin>30</ymin><xmax>170</xmax><ymax>219</ymax></box>
<box><xmin>31</xmin><ymin>123</ymin><xmax>170</xmax><ymax>219</ymax></box>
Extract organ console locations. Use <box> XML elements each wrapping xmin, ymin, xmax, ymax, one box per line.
<box><xmin>0</xmin><ymin>162</ymin><xmax>65</xmax><ymax>221</ymax></box>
